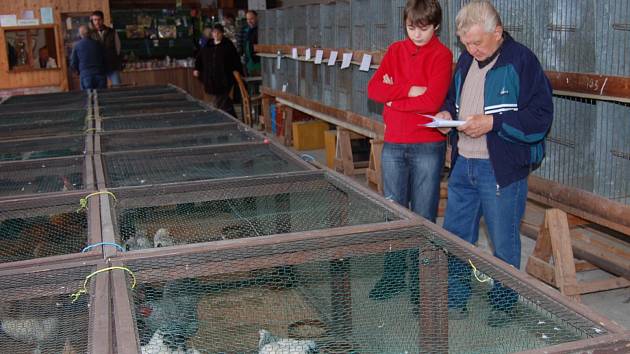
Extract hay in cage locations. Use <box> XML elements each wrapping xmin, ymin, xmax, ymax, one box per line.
<box><xmin>108</xmin><ymin>171</ymin><xmax>401</xmax><ymax>251</ymax></box>
<box><xmin>98</xmin><ymin>124</ymin><xmax>259</xmax><ymax>152</ymax></box>
<box><xmin>98</xmin><ymin>101</ymin><xmax>207</xmax><ymax>118</ymax></box>
<box><xmin>101</xmin><ymin>144</ymin><xmax>309</xmax><ymax>188</ymax></box>
<box><xmin>100</xmin><ymin>110</ymin><xmax>233</xmax><ymax>131</ymax></box>
<box><xmin>0</xmin><ymin>157</ymin><xmax>88</xmax><ymax>198</ymax></box>
<box><xmin>0</xmin><ymin>263</ymin><xmax>106</xmax><ymax>354</ymax></box>
<box><xmin>113</xmin><ymin>226</ymin><xmax>610</xmax><ymax>354</ymax></box>
<box><xmin>0</xmin><ymin>136</ymin><xmax>86</xmax><ymax>162</ymax></box>
<box><xmin>0</xmin><ymin>195</ymin><xmax>93</xmax><ymax>266</ymax></box>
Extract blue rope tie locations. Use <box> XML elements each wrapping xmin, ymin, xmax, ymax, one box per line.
<box><xmin>82</xmin><ymin>242</ymin><xmax>125</xmax><ymax>253</ymax></box>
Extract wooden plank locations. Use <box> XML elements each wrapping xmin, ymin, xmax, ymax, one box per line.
<box><xmin>578</xmin><ymin>277</ymin><xmax>630</xmax><ymax>295</ymax></box>
<box><xmin>335</xmin><ymin>128</ymin><xmax>354</xmax><ymax>175</ymax></box>
<box><xmin>418</xmin><ymin>248</ymin><xmax>449</xmax><ymax>353</ymax></box>
<box><xmin>546</xmin><ymin>209</ymin><xmax>581</xmax><ymax>300</ymax></box>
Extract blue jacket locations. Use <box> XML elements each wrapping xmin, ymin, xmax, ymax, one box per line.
<box><xmin>70</xmin><ymin>38</ymin><xmax>105</xmax><ymax>77</ymax></box>
<box><xmin>442</xmin><ymin>33</ymin><xmax>553</xmax><ymax>188</ymax></box>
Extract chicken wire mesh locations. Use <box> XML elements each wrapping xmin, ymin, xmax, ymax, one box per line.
<box><xmin>109</xmin><ymin>171</ymin><xmax>401</xmax><ymax>253</ymax></box>
<box><xmin>114</xmin><ymin>226</ymin><xmax>610</xmax><ymax>354</ymax></box>
<box><xmin>0</xmin><ymin>135</ymin><xmax>86</xmax><ymax>162</ymax></box>
<box><xmin>96</xmin><ymin>85</ymin><xmax>179</xmax><ymax>98</ymax></box>
<box><xmin>98</xmin><ymin>93</ymin><xmax>192</xmax><ymax>106</ymax></box>
<box><xmin>595</xmin><ymin>0</ymin><xmax>630</xmax><ymax>76</ymax></box>
<box><xmin>0</xmin><ymin>157</ymin><xmax>88</xmax><ymax>198</ymax></box>
<box><xmin>0</xmin><ymin>109</ymin><xmax>87</xmax><ymax>127</ymax></box>
<box><xmin>98</xmin><ymin>101</ymin><xmax>206</xmax><ymax>118</ymax></box>
<box><xmin>101</xmin><ymin>144</ymin><xmax>309</xmax><ymax>188</ymax></box>
<box><xmin>100</xmin><ymin>110</ymin><xmax>233</xmax><ymax>131</ymax></box>
<box><xmin>98</xmin><ymin>124</ymin><xmax>259</xmax><ymax>153</ymax></box>
<box><xmin>1</xmin><ymin>91</ymin><xmax>86</xmax><ymax>105</ymax></box>
<box><xmin>0</xmin><ymin>197</ymin><xmax>90</xmax><ymax>265</ymax></box>
<box><xmin>0</xmin><ymin>116</ymin><xmax>88</xmax><ymax>141</ymax></box>
<box><xmin>0</xmin><ymin>263</ymin><xmax>104</xmax><ymax>354</ymax></box>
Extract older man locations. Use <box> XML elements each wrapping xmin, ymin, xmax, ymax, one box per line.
<box><xmin>436</xmin><ymin>0</ymin><xmax>553</xmax><ymax>325</ymax></box>
<box><xmin>70</xmin><ymin>25</ymin><xmax>106</xmax><ymax>90</ymax></box>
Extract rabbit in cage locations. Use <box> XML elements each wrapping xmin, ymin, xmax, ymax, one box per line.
<box><xmin>0</xmin><ymin>297</ymin><xmax>63</xmax><ymax>354</ymax></box>
<box><xmin>258</xmin><ymin>329</ymin><xmax>317</xmax><ymax>354</ymax></box>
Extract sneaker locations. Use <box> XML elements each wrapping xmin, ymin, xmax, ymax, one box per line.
<box><xmin>368</xmin><ymin>277</ymin><xmax>406</xmax><ymax>301</ymax></box>
<box><xmin>487</xmin><ymin>308</ymin><xmax>515</xmax><ymax>327</ymax></box>
<box><xmin>448</xmin><ymin>307</ymin><xmax>469</xmax><ymax>320</ymax></box>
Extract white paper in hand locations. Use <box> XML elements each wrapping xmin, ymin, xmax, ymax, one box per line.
<box><xmin>305</xmin><ymin>48</ymin><xmax>311</xmax><ymax>61</ymax></box>
<box><xmin>314</xmin><ymin>50</ymin><xmax>324</xmax><ymax>64</ymax></box>
<box><xmin>341</xmin><ymin>52</ymin><xmax>353</xmax><ymax>69</ymax></box>
<box><xmin>328</xmin><ymin>51</ymin><xmax>338</xmax><ymax>66</ymax></box>
<box><xmin>419</xmin><ymin>114</ymin><xmax>466</xmax><ymax>128</ymax></box>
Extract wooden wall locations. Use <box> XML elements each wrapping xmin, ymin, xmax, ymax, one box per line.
<box><xmin>0</xmin><ymin>0</ymin><xmax>110</xmax><ymax>92</ymax></box>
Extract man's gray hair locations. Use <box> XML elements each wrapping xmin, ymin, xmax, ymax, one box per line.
<box><xmin>78</xmin><ymin>25</ymin><xmax>89</xmax><ymax>38</ymax></box>
<box><xmin>456</xmin><ymin>0</ymin><xmax>503</xmax><ymax>36</ymax></box>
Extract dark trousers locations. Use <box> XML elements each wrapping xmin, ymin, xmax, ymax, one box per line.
<box><xmin>204</xmin><ymin>92</ymin><xmax>236</xmax><ymax>117</ymax></box>
<box><xmin>80</xmin><ymin>74</ymin><xmax>107</xmax><ymax>90</ymax></box>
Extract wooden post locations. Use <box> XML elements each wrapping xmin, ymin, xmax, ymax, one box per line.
<box><xmin>366</xmin><ymin>139</ymin><xmax>384</xmax><ymax>193</ymax></box>
<box><xmin>334</xmin><ymin>127</ymin><xmax>354</xmax><ymax>176</ymax></box>
<box><xmin>418</xmin><ymin>247</ymin><xmax>448</xmax><ymax>352</ymax></box>
<box><xmin>283</xmin><ymin>105</ymin><xmax>294</xmax><ymax>146</ymax></box>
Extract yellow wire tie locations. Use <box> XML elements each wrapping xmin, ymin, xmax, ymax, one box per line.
<box><xmin>468</xmin><ymin>259</ymin><xmax>492</xmax><ymax>283</ymax></box>
<box><xmin>77</xmin><ymin>191</ymin><xmax>117</xmax><ymax>213</ymax></box>
<box><xmin>70</xmin><ymin>266</ymin><xmax>136</xmax><ymax>303</ymax></box>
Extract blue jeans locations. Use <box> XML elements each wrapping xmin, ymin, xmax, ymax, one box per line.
<box><xmin>379</xmin><ymin>141</ymin><xmax>445</xmax><ymax>283</ymax></box>
<box><xmin>80</xmin><ymin>74</ymin><xmax>107</xmax><ymax>90</ymax></box>
<box><xmin>107</xmin><ymin>71</ymin><xmax>121</xmax><ymax>86</ymax></box>
<box><xmin>443</xmin><ymin>157</ymin><xmax>527</xmax><ymax>310</ymax></box>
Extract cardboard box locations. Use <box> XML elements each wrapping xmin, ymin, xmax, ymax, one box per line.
<box><xmin>292</xmin><ymin>120</ymin><xmax>330</xmax><ymax>150</ymax></box>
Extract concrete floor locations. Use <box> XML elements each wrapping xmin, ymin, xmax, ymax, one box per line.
<box><xmin>288</xmin><ymin>144</ymin><xmax>630</xmax><ymax>330</ymax></box>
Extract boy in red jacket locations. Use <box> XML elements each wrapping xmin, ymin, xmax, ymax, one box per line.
<box><xmin>367</xmin><ymin>0</ymin><xmax>452</xmax><ymax>304</ymax></box>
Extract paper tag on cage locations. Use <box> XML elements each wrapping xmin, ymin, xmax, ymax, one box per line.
<box><xmin>341</xmin><ymin>52</ymin><xmax>353</xmax><ymax>69</ymax></box>
<box><xmin>276</xmin><ymin>51</ymin><xmax>282</xmax><ymax>69</ymax></box>
<box><xmin>314</xmin><ymin>50</ymin><xmax>324</xmax><ymax>64</ymax></box>
<box><xmin>291</xmin><ymin>47</ymin><xmax>298</xmax><ymax>59</ymax></box>
<box><xmin>359</xmin><ymin>54</ymin><xmax>372</xmax><ymax>72</ymax></box>
<box><xmin>305</xmin><ymin>48</ymin><xmax>312</xmax><ymax>61</ymax></box>
<box><xmin>328</xmin><ymin>51</ymin><xmax>338</xmax><ymax>66</ymax></box>
<box><xmin>282</xmin><ymin>83</ymin><xmax>288</xmax><ymax>92</ymax></box>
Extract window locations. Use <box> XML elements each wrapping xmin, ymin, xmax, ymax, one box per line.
<box><xmin>4</xmin><ymin>26</ymin><xmax>58</xmax><ymax>71</ymax></box>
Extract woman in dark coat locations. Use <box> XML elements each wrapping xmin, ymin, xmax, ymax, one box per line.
<box><xmin>194</xmin><ymin>24</ymin><xmax>243</xmax><ymax>116</ymax></box>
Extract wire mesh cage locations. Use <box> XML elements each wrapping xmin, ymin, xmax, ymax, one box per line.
<box><xmin>104</xmin><ymin>170</ymin><xmax>404</xmax><ymax>254</ymax></box>
<box><xmin>97</xmin><ymin>124</ymin><xmax>259</xmax><ymax>153</ymax></box>
<box><xmin>99</xmin><ymin>110</ymin><xmax>234</xmax><ymax>132</ymax></box>
<box><xmin>334</xmin><ymin>66</ymin><xmax>352</xmax><ymax>111</ymax></box>
<box><xmin>292</xmin><ymin>6</ymin><xmax>307</xmax><ymax>46</ymax></box>
<box><xmin>351</xmin><ymin>67</ymin><xmax>383</xmax><ymax>122</ymax></box>
<box><xmin>98</xmin><ymin>93</ymin><xmax>192</xmax><ymax>106</ymax></box>
<box><xmin>0</xmin><ymin>109</ymin><xmax>88</xmax><ymax>128</ymax></box>
<box><xmin>96</xmin><ymin>85</ymin><xmax>179</xmax><ymax>98</ymax></box>
<box><xmin>0</xmin><ymin>100</ymin><xmax>87</xmax><ymax>116</ymax></box>
<box><xmin>306</xmin><ymin>4</ymin><xmax>321</xmax><ymax>48</ymax></box>
<box><xmin>2</xmin><ymin>91</ymin><xmax>87</xmax><ymax>105</ymax></box>
<box><xmin>0</xmin><ymin>156</ymin><xmax>93</xmax><ymax>199</ymax></box>
<box><xmin>111</xmin><ymin>225</ymin><xmax>618</xmax><ymax>353</ymax></box>
<box><xmin>0</xmin><ymin>194</ymin><xmax>100</xmax><ymax>268</ymax></box>
<box><xmin>334</xmin><ymin>1</ymin><xmax>352</xmax><ymax>49</ymax></box>
<box><xmin>320</xmin><ymin>2</ymin><xmax>335</xmax><ymax>48</ymax></box>
<box><xmin>595</xmin><ymin>0</ymin><xmax>630</xmax><ymax>76</ymax></box>
<box><xmin>98</xmin><ymin>143</ymin><xmax>311</xmax><ymax>189</ymax></box>
<box><xmin>0</xmin><ymin>135</ymin><xmax>87</xmax><ymax>162</ymax></box>
<box><xmin>0</xmin><ymin>110</ymin><xmax>89</xmax><ymax>141</ymax></box>
<box><xmin>0</xmin><ymin>261</ymin><xmax>110</xmax><ymax>354</ymax></box>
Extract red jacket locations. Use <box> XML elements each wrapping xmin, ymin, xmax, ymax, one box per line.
<box><xmin>368</xmin><ymin>36</ymin><xmax>453</xmax><ymax>143</ymax></box>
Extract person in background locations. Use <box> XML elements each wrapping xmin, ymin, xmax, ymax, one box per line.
<box><xmin>193</xmin><ymin>23</ymin><xmax>242</xmax><ymax>116</ymax></box>
<box><xmin>38</xmin><ymin>46</ymin><xmax>57</xmax><ymax>69</ymax></box>
<box><xmin>89</xmin><ymin>10</ymin><xmax>122</xmax><ymax>86</ymax></box>
<box><xmin>7</xmin><ymin>42</ymin><xmax>17</xmax><ymax>70</ymax></box>
<box><xmin>436</xmin><ymin>0</ymin><xmax>553</xmax><ymax>326</ymax></box>
<box><xmin>366</xmin><ymin>0</ymin><xmax>452</xmax><ymax>310</ymax></box>
<box><xmin>198</xmin><ymin>27</ymin><xmax>213</xmax><ymax>49</ymax></box>
<box><xmin>241</xmin><ymin>10</ymin><xmax>260</xmax><ymax>76</ymax></box>
<box><xmin>70</xmin><ymin>25</ymin><xmax>106</xmax><ymax>90</ymax></box>
<box><xmin>222</xmin><ymin>13</ymin><xmax>239</xmax><ymax>49</ymax></box>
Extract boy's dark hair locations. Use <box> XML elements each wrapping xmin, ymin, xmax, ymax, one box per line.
<box><xmin>404</xmin><ymin>0</ymin><xmax>442</xmax><ymax>29</ymax></box>
<box><xmin>91</xmin><ymin>10</ymin><xmax>105</xmax><ymax>19</ymax></box>
<box><xmin>212</xmin><ymin>23</ymin><xmax>225</xmax><ymax>33</ymax></box>
<box><xmin>246</xmin><ymin>10</ymin><xmax>258</xmax><ymax>17</ymax></box>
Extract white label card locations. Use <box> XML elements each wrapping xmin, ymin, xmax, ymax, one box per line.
<box><xmin>341</xmin><ymin>52</ymin><xmax>353</xmax><ymax>69</ymax></box>
<box><xmin>327</xmin><ymin>51</ymin><xmax>338</xmax><ymax>66</ymax></box>
<box><xmin>314</xmin><ymin>50</ymin><xmax>324</xmax><ymax>64</ymax></box>
<box><xmin>305</xmin><ymin>48</ymin><xmax>311</xmax><ymax>61</ymax></box>
<box><xmin>359</xmin><ymin>54</ymin><xmax>372</xmax><ymax>72</ymax></box>
<box><xmin>276</xmin><ymin>52</ymin><xmax>282</xmax><ymax>69</ymax></box>
<box><xmin>291</xmin><ymin>48</ymin><xmax>298</xmax><ymax>59</ymax></box>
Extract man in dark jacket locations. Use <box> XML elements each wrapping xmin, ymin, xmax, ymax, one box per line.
<box><xmin>194</xmin><ymin>24</ymin><xmax>243</xmax><ymax>116</ymax></box>
<box><xmin>435</xmin><ymin>0</ymin><xmax>553</xmax><ymax>326</ymax></box>
<box><xmin>242</xmin><ymin>10</ymin><xmax>260</xmax><ymax>76</ymax></box>
<box><xmin>89</xmin><ymin>10</ymin><xmax>122</xmax><ymax>86</ymax></box>
<box><xmin>70</xmin><ymin>25</ymin><xmax>106</xmax><ymax>90</ymax></box>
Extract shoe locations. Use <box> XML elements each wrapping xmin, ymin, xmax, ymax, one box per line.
<box><xmin>487</xmin><ymin>308</ymin><xmax>515</xmax><ymax>327</ymax></box>
<box><xmin>448</xmin><ymin>306</ymin><xmax>469</xmax><ymax>320</ymax></box>
<box><xmin>368</xmin><ymin>277</ymin><xmax>406</xmax><ymax>301</ymax></box>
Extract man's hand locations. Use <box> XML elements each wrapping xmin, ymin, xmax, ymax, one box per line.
<box><xmin>458</xmin><ymin>114</ymin><xmax>494</xmax><ymax>138</ymax></box>
<box><xmin>193</xmin><ymin>70</ymin><xmax>199</xmax><ymax>77</ymax></box>
<box><xmin>383</xmin><ymin>74</ymin><xmax>393</xmax><ymax>85</ymax></box>
<box><xmin>408</xmin><ymin>86</ymin><xmax>427</xmax><ymax>97</ymax></box>
<box><xmin>434</xmin><ymin>111</ymin><xmax>453</xmax><ymax>135</ymax></box>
